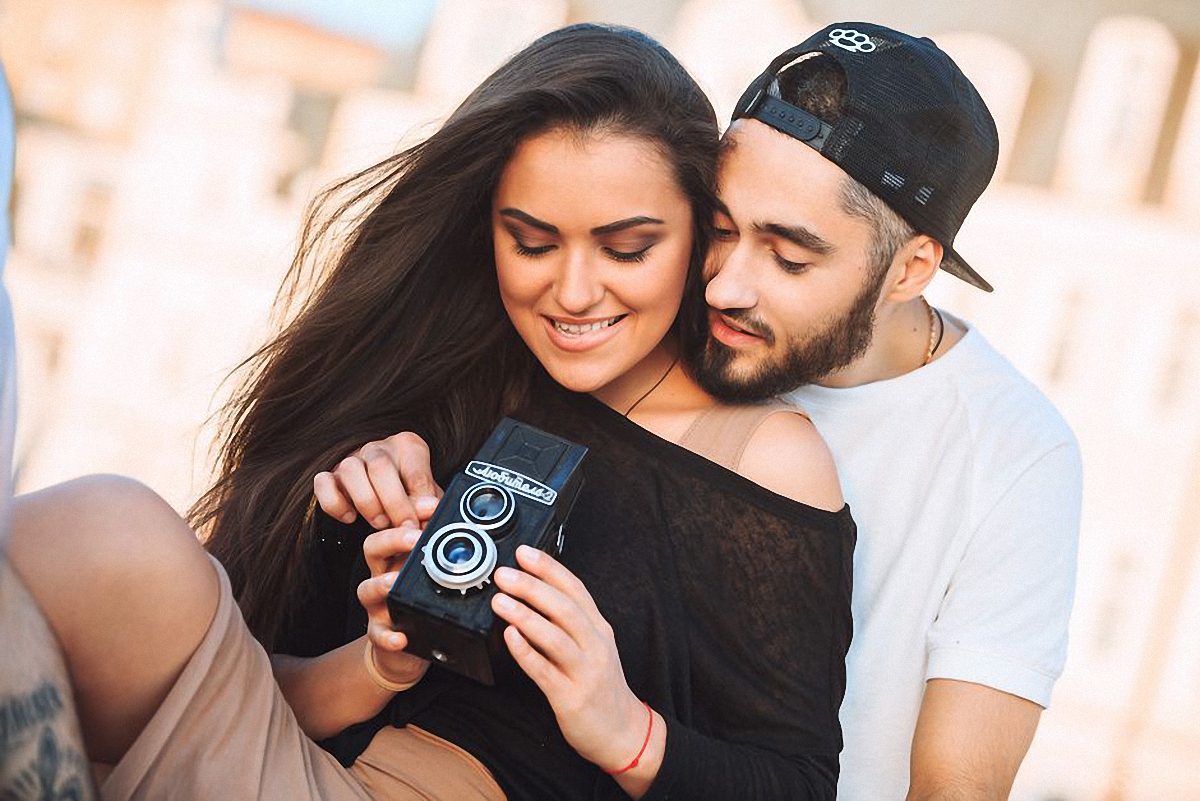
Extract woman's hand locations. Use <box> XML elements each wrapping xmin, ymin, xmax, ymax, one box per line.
<box><xmin>314</xmin><ymin>432</ymin><xmax>444</xmax><ymax>530</ymax></box>
<box><xmin>356</xmin><ymin>524</ymin><xmax>430</xmax><ymax>686</ymax></box>
<box><xmin>491</xmin><ymin>545</ymin><xmax>652</xmax><ymax>774</ymax></box>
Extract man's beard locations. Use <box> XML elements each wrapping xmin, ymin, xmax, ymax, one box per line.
<box><xmin>692</xmin><ymin>271</ymin><xmax>885</xmax><ymax>402</ymax></box>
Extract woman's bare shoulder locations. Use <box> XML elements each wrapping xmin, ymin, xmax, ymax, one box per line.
<box><xmin>735</xmin><ymin>407</ymin><xmax>844</xmax><ymax>512</ymax></box>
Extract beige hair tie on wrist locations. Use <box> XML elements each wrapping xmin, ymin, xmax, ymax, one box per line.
<box><xmin>364</xmin><ymin>639</ymin><xmax>422</xmax><ymax>693</ymax></box>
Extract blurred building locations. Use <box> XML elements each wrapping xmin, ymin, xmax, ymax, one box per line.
<box><xmin>1</xmin><ymin>1</ymin><xmax>1197</xmax><ymax>798</ymax></box>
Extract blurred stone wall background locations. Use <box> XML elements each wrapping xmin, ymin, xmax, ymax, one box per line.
<box><xmin>2</xmin><ymin>1</ymin><xmax>1198</xmax><ymax>799</ymax></box>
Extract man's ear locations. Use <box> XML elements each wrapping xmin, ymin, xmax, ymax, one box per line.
<box><xmin>881</xmin><ymin>235</ymin><xmax>942</xmax><ymax>304</ymax></box>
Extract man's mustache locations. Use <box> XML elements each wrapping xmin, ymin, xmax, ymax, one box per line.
<box><xmin>709</xmin><ymin>307</ymin><xmax>776</xmax><ymax>347</ymax></box>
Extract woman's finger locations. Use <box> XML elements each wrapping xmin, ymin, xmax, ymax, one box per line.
<box><xmin>492</xmin><ymin>590</ymin><xmax>582</xmax><ymax>670</ymax></box>
<box><xmin>361</xmin><ymin>444</ymin><xmax>419</xmax><ymax>528</ymax></box>
<box><xmin>357</xmin><ymin>571</ymin><xmax>399</xmax><ymax>610</ymax></box>
<box><xmin>313</xmin><ymin>471</ymin><xmax>356</xmax><ymax>524</ymax></box>
<box><xmin>367</xmin><ymin>618</ymin><xmax>408</xmax><ymax>652</ymax></box>
<box><xmin>503</xmin><ymin>624</ymin><xmax>566</xmax><ymax>695</ymax></box>
<box><xmin>335</xmin><ymin>456</ymin><xmax>389</xmax><ymax>529</ymax></box>
<box><xmin>386</xmin><ymin>432</ymin><xmax>444</xmax><ymax>504</ymax></box>
<box><xmin>363</xmin><ymin>526</ymin><xmax>421</xmax><ymax>577</ymax></box>
<box><xmin>514</xmin><ymin>545</ymin><xmax>609</xmax><ymax>632</ymax></box>
<box><xmin>495</xmin><ymin>562</ymin><xmax>595</xmax><ymax>645</ymax></box>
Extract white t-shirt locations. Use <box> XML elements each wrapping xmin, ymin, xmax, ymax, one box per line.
<box><xmin>788</xmin><ymin>322</ymin><xmax>1082</xmax><ymax>801</ymax></box>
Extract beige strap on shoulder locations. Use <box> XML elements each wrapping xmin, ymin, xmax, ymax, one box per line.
<box><xmin>677</xmin><ymin>400</ymin><xmax>810</xmax><ymax>472</ymax></box>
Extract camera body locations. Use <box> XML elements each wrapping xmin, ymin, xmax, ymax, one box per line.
<box><xmin>387</xmin><ymin>417</ymin><xmax>587</xmax><ymax>685</ymax></box>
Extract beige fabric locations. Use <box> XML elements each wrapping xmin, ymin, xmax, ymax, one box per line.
<box><xmin>101</xmin><ymin>555</ymin><xmax>502</xmax><ymax>801</ymax></box>
<box><xmin>352</xmin><ymin>725</ymin><xmax>505</xmax><ymax>801</ymax></box>
<box><xmin>678</xmin><ymin>400</ymin><xmax>809</xmax><ymax>471</ymax></box>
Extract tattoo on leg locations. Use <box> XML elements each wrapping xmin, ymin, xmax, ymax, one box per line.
<box><xmin>0</xmin><ymin>681</ymin><xmax>94</xmax><ymax>801</ymax></box>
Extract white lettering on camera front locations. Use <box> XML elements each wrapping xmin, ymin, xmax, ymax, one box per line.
<box><xmin>466</xmin><ymin>461</ymin><xmax>557</xmax><ymax>505</ymax></box>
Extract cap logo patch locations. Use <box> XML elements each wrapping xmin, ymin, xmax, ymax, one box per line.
<box><xmin>828</xmin><ymin>28</ymin><xmax>876</xmax><ymax>53</ymax></box>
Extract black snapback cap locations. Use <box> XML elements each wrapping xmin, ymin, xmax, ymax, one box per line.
<box><xmin>732</xmin><ymin>22</ymin><xmax>999</xmax><ymax>292</ymax></box>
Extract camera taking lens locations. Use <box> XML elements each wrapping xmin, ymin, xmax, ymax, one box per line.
<box><xmin>422</xmin><ymin>523</ymin><xmax>498</xmax><ymax>594</ymax></box>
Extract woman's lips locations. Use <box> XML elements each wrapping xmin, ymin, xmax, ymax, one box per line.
<box><xmin>543</xmin><ymin>314</ymin><xmax>628</xmax><ymax>353</ymax></box>
<box><xmin>709</xmin><ymin>310</ymin><xmax>765</xmax><ymax>348</ymax></box>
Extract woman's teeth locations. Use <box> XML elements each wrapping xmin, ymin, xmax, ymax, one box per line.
<box><xmin>551</xmin><ymin>316</ymin><xmax>625</xmax><ymax>336</ymax></box>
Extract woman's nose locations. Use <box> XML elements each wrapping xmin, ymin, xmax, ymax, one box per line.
<box><xmin>553</xmin><ymin>249</ymin><xmax>606</xmax><ymax>313</ymax></box>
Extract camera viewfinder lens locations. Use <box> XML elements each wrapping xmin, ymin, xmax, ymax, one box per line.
<box><xmin>460</xmin><ymin>483</ymin><xmax>515</xmax><ymax>534</ymax></box>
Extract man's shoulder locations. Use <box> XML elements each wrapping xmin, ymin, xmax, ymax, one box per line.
<box><xmin>945</xmin><ymin>328</ymin><xmax>1081</xmax><ymax>496</ymax></box>
<box><xmin>951</xmin><ymin>328</ymin><xmax>1076</xmax><ymax>445</ymax></box>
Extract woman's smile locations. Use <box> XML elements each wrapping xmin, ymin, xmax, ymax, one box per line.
<box><xmin>543</xmin><ymin>313</ymin><xmax>629</xmax><ymax>352</ymax></box>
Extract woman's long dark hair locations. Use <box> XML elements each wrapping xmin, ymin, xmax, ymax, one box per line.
<box><xmin>192</xmin><ymin>23</ymin><xmax>720</xmax><ymax>649</ymax></box>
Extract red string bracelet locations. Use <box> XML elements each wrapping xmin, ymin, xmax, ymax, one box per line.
<box><xmin>602</xmin><ymin>701</ymin><xmax>654</xmax><ymax>776</ymax></box>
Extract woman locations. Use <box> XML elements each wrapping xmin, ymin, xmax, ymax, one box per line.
<box><xmin>10</xmin><ymin>23</ymin><xmax>851</xmax><ymax>801</ymax></box>
<box><xmin>198</xmin><ymin>19</ymin><xmax>852</xmax><ymax>799</ymax></box>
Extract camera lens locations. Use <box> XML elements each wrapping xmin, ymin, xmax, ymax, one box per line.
<box><xmin>443</xmin><ymin>536</ymin><xmax>477</xmax><ymax>567</ymax></box>
<box><xmin>468</xmin><ymin>488</ymin><xmax>506</xmax><ymax>520</ymax></box>
<box><xmin>422</xmin><ymin>523</ymin><xmax>497</xmax><ymax>594</ymax></box>
<box><xmin>460</xmin><ymin>482</ymin><xmax>515</xmax><ymax>533</ymax></box>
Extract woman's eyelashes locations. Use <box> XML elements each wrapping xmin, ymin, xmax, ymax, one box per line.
<box><xmin>514</xmin><ymin>240</ymin><xmax>555</xmax><ymax>257</ymax></box>
<box><xmin>510</xmin><ymin>236</ymin><xmax>655</xmax><ymax>264</ymax></box>
<box><xmin>603</xmin><ymin>244</ymin><xmax>653</xmax><ymax>263</ymax></box>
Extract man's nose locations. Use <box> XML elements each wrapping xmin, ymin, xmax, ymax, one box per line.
<box><xmin>553</xmin><ymin>249</ymin><xmax>605</xmax><ymax>313</ymax></box>
<box><xmin>704</xmin><ymin>244</ymin><xmax>758</xmax><ymax>311</ymax></box>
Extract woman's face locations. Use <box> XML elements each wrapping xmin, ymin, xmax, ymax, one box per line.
<box><xmin>492</xmin><ymin>128</ymin><xmax>694</xmax><ymax>394</ymax></box>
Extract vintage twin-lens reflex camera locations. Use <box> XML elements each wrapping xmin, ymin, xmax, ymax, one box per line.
<box><xmin>387</xmin><ymin>418</ymin><xmax>587</xmax><ymax>685</ymax></box>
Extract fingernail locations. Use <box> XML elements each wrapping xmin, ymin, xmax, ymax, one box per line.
<box><xmin>517</xmin><ymin>545</ymin><xmax>540</xmax><ymax>563</ymax></box>
<box><xmin>404</xmin><ymin>529</ymin><xmax>421</xmax><ymax>546</ymax></box>
<box><xmin>390</xmin><ymin>632</ymin><xmax>404</xmax><ymax>648</ymax></box>
<box><xmin>341</xmin><ymin>512</ymin><xmax>357</xmax><ymax>524</ymax></box>
<box><xmin>383</xmin><ymin>572</ymin><xmax>399</xmax><ymax>584</ymax></box>
<box><xmin>494</xmin><ymin>594</ymin><xmax>515</xmax><ymax>612</ymax></box>
<box><xmin>399</xmin><ymin>519</ymin><xmax>420</xmax><ymax>531</ymax></box>
<box><xmin>415</xmin><ymin>496</ymin><xmax>439</xmax><ymax>514</ymax></box>
<box><xmin>372</xmin><ymin>515</ymin><xmax>390</xmax><ymax>529</ymax></box>
<box><xmin>494</xmin><ymin>566</ymin><xmax>515</xmax><ymax>583</ymax></box>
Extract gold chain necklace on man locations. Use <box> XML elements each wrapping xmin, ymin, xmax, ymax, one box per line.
<box><xmin>920</xmin><ymin>296</ymin><xmax>945</xmax><ymax>366</ymax></box>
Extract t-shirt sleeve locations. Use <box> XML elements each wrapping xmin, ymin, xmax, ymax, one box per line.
<box><xmin>925</xmin><ymin>441</ymin><xmax>1083</xmax><ymax>706</ymax></box>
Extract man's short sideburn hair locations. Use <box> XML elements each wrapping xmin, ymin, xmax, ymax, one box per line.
<box><xmin>767</xmin><ymin>54</ymin><xmax>916</xmax><ymax>277</ymax></box>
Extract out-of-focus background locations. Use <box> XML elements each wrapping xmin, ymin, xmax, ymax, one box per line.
<box><xmin>2</xmin><ymin>0</ymin><xmax>1198</xmax><ymax>798</ymax></box>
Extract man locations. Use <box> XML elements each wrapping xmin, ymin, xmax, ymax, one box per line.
<box><xmin>696</xmin><ymin>24</ymin><xmax>1080</xmax><ymax>800</ymax></box>
<box><xmin>320</xmin><ymin>22</ymin><xmax>1081</xmax><ymax>801</ymax></box>
<box><xmin>0</xmin><ymin>64</ymin><xmax>98</xmax><ymax>800</ymax></box>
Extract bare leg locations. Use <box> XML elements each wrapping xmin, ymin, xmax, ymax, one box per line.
<box><xmin>7</xmin><ymin>475</ymin><xmax>219</xmax><ymax>764</ymax></box>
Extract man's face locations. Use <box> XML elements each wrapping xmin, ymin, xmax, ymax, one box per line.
<box><xmin>695</xmin><ymin>120</ymin><xmax>889</xmax><ymax>401</ymax></box>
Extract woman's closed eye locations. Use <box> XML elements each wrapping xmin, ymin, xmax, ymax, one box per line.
<box><xmin>603</xmin><ymin>243</ymin><xmax>654</xmax><ymax>263</ymax></box>
<box><xmin>514</xmin><ymin>239</ymin><xmax>556</xmax><ymax>257</ymax></box>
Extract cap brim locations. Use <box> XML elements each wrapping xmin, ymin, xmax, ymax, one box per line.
<box><xmin>942</xmin><ymin>249</ymin><xmax>993</xmax><ymax>292</ymax></box>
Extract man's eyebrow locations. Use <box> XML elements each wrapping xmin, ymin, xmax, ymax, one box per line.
<box><xmin>752</xmin><ymin>222</ymin><xmax>835</xmax><ymax>255</ymax></box>
<box><xmin>499</xmin><ymin>208</ymin><xmax>558</xmax><ymax>235</ymax></box>
<box><xmin>591</xmin><ymin>216</ymin><xmax>664</xmax><ymax>236</ymax></box>
<box><xmin>714</xmin><ymin>198</ymin><xmax>732</xmax><ymax>218</ymax></box>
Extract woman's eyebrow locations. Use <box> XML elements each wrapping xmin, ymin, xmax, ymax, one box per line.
<box><xmin>591</xmin><ymin>216</ymin><xmax>664</xmax><ymax>236</ymax></box>
<box><xmin>499</xmin><ymin>208</ymin><xmax>558</xmax><ymax>234</ymax></box>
